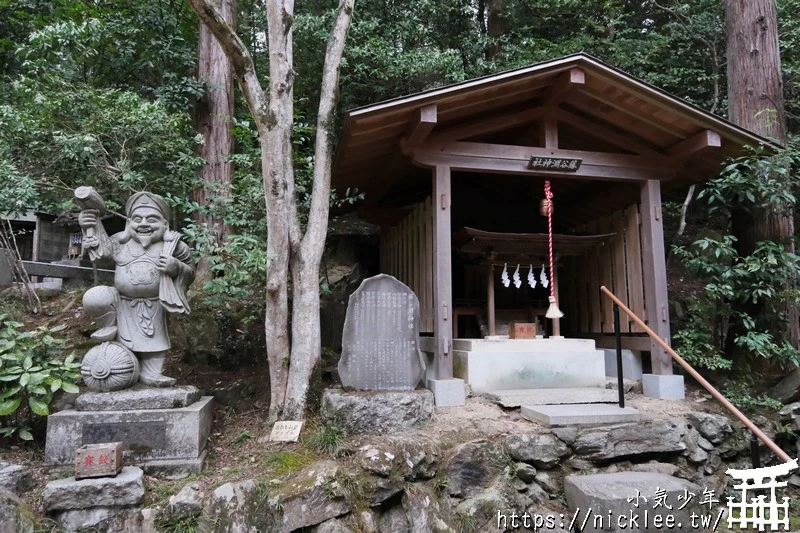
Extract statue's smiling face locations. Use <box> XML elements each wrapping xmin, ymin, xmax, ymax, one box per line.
<box><xmin>129</xmin><ymin>206</ymin><xmax>167</xmax><ymax>247</ymax></box>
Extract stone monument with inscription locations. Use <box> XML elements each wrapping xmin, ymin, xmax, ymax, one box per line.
<box><xmin>323</xmin><ymin>275</ymin><xmax>434</xmax><ymax>435</ymax></box>
<box><xmin>338</xmin><ymin>274</ymin><xmax>426</xmax><ymax>390</ymax></box>
<box><xmin>44</xmin><ymin>188</ymin><xmax>212</xmax><ymax>478</ymax></box>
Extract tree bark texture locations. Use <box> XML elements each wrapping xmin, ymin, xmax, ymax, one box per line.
<box><xmin>485</xmin><ymin>0</ymin><xmax>507</xmax><ymax>60</ymax></box>
<box><xmin>284</xmin><ymin>0</ymin><xmax>355</xmax><ymax>420</ymax></box>
<box><xmin>186</xmin><ymin>0</ymin><xmax>354</xmax><ymax>421</ymax></box>
<box><xmin>725</xmin><ymin>0</ymin><xmax>799</xmax><ymax>348</ymax></box>
<box><xmin>194</xmin><ymin>0</ymin><xmax>236</xmax><ymax>283</ymax></box>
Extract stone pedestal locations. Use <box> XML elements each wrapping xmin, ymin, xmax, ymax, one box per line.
<box><xmin>642</xmin><ymin>373</ymin><xmax>685</xmax><ymax>400</ymax></box>
<box><xmin>44</xmin><ymin>466</ymin><xmax>145</xmax><ymax>532</ymax></box>
<box><xmin>45</xmin><ymin>387</ymin><xmax>212</xmax><ymax>478</ymax></box>
<box><xmin>321</xmin><ymin>389</ymin><xmax>434</xmax><ymax>435</ymax></box>
<box><xmin>427</xmin><ymin>378</ymin><xmax>466</xmax><ymax>407</ymax></box>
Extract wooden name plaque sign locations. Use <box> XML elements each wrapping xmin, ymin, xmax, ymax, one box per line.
<box><xmin>509</xmin><ymin>322</ymin><xmax>537</xmax><ymax>339</ymax></box>
<box><xmin>74</xmin><ymin>442</ymin><xmax>123</xmax><ymax>479</ymax></box>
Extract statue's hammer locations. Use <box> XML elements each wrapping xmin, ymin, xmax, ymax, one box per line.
<box><xmin>74</xmin><ymin>186</ymin><xmax>107</xmax><ymax>239</ymax></box>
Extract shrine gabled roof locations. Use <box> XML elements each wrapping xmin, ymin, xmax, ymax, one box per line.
<box><xmin>332</xmin><ymin>53</ymin><xmax>780</xmax><ymax>216</ymax></box>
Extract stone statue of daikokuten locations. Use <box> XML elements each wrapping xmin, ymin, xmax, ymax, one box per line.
<box><xmin>77</xmin><ymin>188</ymin><xmax>195</xmax><ymax>391</ymax></box>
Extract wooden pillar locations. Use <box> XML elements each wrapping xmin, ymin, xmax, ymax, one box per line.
<box><xmin>432</xmin><ymin>165</ymin><xmax>453</xmax><ymax>379</ymax></box>
<box><xmin>640</xmin><ymin>180</ymin><xmax>672</xmax><ymax>375</ymax></box>
<box><xmin>486</xmin><ymin>260</ymin><xmax>496</xmax><ymax>336</ymax></box>
<box><xmin>551</xmin><ymin>255</ymin><xmax>561</xmax><ymax>337</ymax></box>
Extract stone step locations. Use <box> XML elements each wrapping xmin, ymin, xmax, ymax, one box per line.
<box><xmin>565</xmin><ymin>472</ymin><xmax>704</xmax><ymax>532</ymax></box>
<box><xmin>521</xmin><ymin>403</ymin><xmax>641</xmax><ymax>427</ymax></box>
<box><xmin>485</xmin><ymin>388</ymin><xmax>618</xmax><ymax>408</ymax></box>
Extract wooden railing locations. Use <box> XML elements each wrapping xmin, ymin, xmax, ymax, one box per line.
<box><xmin>600</xmin><ymin>285</ymin><xmax>791</xmax><ymax>464</ymax></box>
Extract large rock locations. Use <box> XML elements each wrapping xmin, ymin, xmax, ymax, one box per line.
<box><xmin>0</xmin><ymin>487</ymin><xmax>35</xmax><ymax>533</ymax></box>
<box><xmin>506</xmin><ymin>433</ymin><xmax>570</xmax><ymax>469</ymax></box>
<box><xmin>54</xmin><ymin>506</ymin><xmax>147</xmax><ymax>532</ymax></box>
<box><xmin>446</xmin><ymin>439</ymin><xmax>507</xmax><ymax>498</ymax></box>
<box><xmin>274</xmin><ymin>461</ymin><xmax>351</xmax><ymax>532</ymax></box>
<box><xmin>771</xmin><ymin>368</ymin><xmax>800</xmax><ymax>403</ymax></box>
<box><xmin>683</xmin><ymin>427</ymin><xmax>710</xmax><ymax>464</ymax></box>
<box><xmin>203</xmin><ymin>479</ymin><xmax>275</xmax><ymax>533</ymax></box>
<box><xmin>565</xmin><ymin>472</ymin><xmax>703</xmax><ymax>532</ymax></box>
<box><xmin>378</xmin><ymin>504</ymin><xmax>410</xmax><ymax>532</ymax></box>
<box><xmin>402</xmin><ymin>486</ymin><xmax>455</xmax><ymax>533</ymax></box>
<box><xmin>0</xmin><ymin>462</ymin><xmax>32</xmax><ymax>495</ymax></box>
<box><xmin>356</xmin><ymin>437</ymin><xmax>439</xmax><ymax>480</ymax></box>
<box><xmin>168</xmin><ymin>482</ymin><xmax>205</xmax><ymax>520</ymax></box>
<box><xmin>572</xmin><ymin>420</ymin><xmax>686</xmax><ymax>463</ymax></box>
<box><xmin>321</xmin><ymin>389</ymin><xmax>434</xmax><ymax>435</ymax></box>
<box><xmin>314</xmin><ymin>517</ymin><xmax>357</xmax><ymax>533</ymax></box>
<box><xmin>687</xmin><ymin>412</ymin><xmax>732</xmax><ymax>444</ymax></box>
<box><xmin>320</xmin><ymin>261</ymin><xmax>368</xmax><ymax>352</ymax></box>
<box><xmin>43</xmin><ymin>467</ymin><xmax>145</xmax><ymax>512</ymax></box>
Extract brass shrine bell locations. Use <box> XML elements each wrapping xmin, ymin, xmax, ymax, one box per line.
<box><xmin>539</xmin><ymin>198</ymin><xmax>551</xmax><ymax>217</ymax></box>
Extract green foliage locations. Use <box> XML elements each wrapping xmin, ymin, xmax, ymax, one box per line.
<box><xmin>698</xmin><ymin>146</ymin><xmax>799</xmax><ymax>218</ymax></box>
<box><xmin>261</xmin><ymin>451</ymin><xmax>314</xmax><ymax>475</ymax></box>
<box><xmin>672</xmin><ymin>146</ymin><xmax>800</xmax><ymax>369</ymax></box>
<box><xmin>306</xmin><ymin>419</ymin><xmax>346</xmax><ymax>456</ymax></box>
<box><xmin>234</xmin><ymin>430</ymin><xmax>252</xmax><ymax>445</ymax></box>
<box><xmin>159</xmin><ymin>513</ymin><xmax>201</xmax><ymax>533</ymax></box>
<box><xmin>0</xmin><ymin>314</ymin><xmax>81</xmax><ymax>441</ymax></box>
<box><xmin>722</xmin><ymin>380</ymin><xmax>783</xmax><ymax>412</ymax></box>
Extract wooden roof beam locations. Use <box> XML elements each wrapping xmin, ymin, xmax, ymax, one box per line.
<box><xmin>401</xmin><ymin>104</ymin><xmax>437</xmax><ymax>151</ymax></box>
<box><xmin>431</xmin><ymin>107</ymin><xmax>543</xmax><ymax>143</ymax></box>
<box><xmin>554</xmin><ymin>108</ymin><xmax>665</xmax><ymax>158</ymax></box>
<box><xmin>542</xmin><ymin>67</ymin><xmax>586</xmax><ymax>108</ymax></box>
<box><xmin>665</xmin><ymin>129</ymin><xmax>721</xmax><ymax>160</ymax></box>
<box><xmin>412</xmin><ymin>141</ymin><xmax>675</xmax><ymax>181</ymax></box>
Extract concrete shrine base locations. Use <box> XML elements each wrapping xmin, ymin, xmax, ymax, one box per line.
<box><xmin>421</xmin><ymin>337</ymin><xmax>607</xmax><ymax>394</ymax></box>
<box><xmin>643</xmin><ymin>373</ymin><xmax>685</xmax><ymax>400</ymax></box>
<box><xmin>45</xmin><ymin>391</ymin><xmax>213</xmax><ymax>479</ymax></box>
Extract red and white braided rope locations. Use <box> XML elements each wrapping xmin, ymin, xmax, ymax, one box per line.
<box><xmin>544</xmin><ymin>180</ymin><xmax>555</xmax><ymax>300</ymax></box>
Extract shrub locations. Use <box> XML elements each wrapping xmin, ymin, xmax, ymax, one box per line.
<box><xmin>0</xmin><ymin>314</ymin><xmax>81</xmax><ymax>440</ymax></box>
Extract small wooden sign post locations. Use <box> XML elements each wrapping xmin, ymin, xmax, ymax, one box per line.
<box><xmin>74</xmin><ymin>442</ymin><xmax>124</xmax><ymax>479</ymax></box>
<box><xmin>269</xmin><ymin>421</ymin><xmax>303</xmax><ymax>442</ymax></box>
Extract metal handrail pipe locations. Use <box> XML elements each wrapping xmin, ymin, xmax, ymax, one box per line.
<box><xmin>600</xmin><ymin>285</ymin><xmax>791</xmax><ymax>463</ymax></box>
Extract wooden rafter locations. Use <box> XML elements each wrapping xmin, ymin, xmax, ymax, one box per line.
<box><xmin>554</xmin><ymin>108</ymin><xmax>665</xmax><ymax>158</ymax></box>
<box><xmin>402</xmin><ymin>104</ymin><xmax>438</xmax><ymax>149</ymax></box>
<box><xmin>542</xmin><ymin>67</ymin><xmax>586</xmax><ymax>107</ymax></box>
<box><xmin>665</xmin><ymin>129</ymin><xmax>722</xmax><ymax>159</ymax></box>
<box><xmin>431</xmin><ymin>107</ymin><xmax>542</xmax><ymax>143</ymax></box>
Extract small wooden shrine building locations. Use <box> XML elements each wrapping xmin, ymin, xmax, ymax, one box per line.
<box><xmin>331</xmin><ymin>53</ymin><xmax>777</xmax><ymax>383</ymax></box>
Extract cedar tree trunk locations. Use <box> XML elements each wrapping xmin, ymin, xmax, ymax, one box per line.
<box><xmin>194</xmin><ymin>0</ymin><xmax>236</xmax><ymax>283</ymax></box>
<box><xmin>725</xmin><ymin>0</ymin><xmax>799</xmax><ymax>349</ymax></box>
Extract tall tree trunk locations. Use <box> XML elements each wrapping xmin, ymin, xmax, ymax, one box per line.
<box><xmin>725</xmin><ymin>0</ymin><xmax>799</xmax><ymax>348</ymax></box>
<box><xmin>485</xmin><ymin>0</ymin><xmax>507</xmax><ymax>60</ymax></box>
<box><xmin>194</xmin><ymin>0</ymin><xmax>236</xmax><ymax>284</ymax></box>
<box><xmin>186</xmin><ymin>0</ymin><xmax>354</xmax><ymax>421</ymax></box>
<box><xmin>283</xmin><ymin>0</ymin><xmax>354</xmax><ymax>420</ymax></box>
